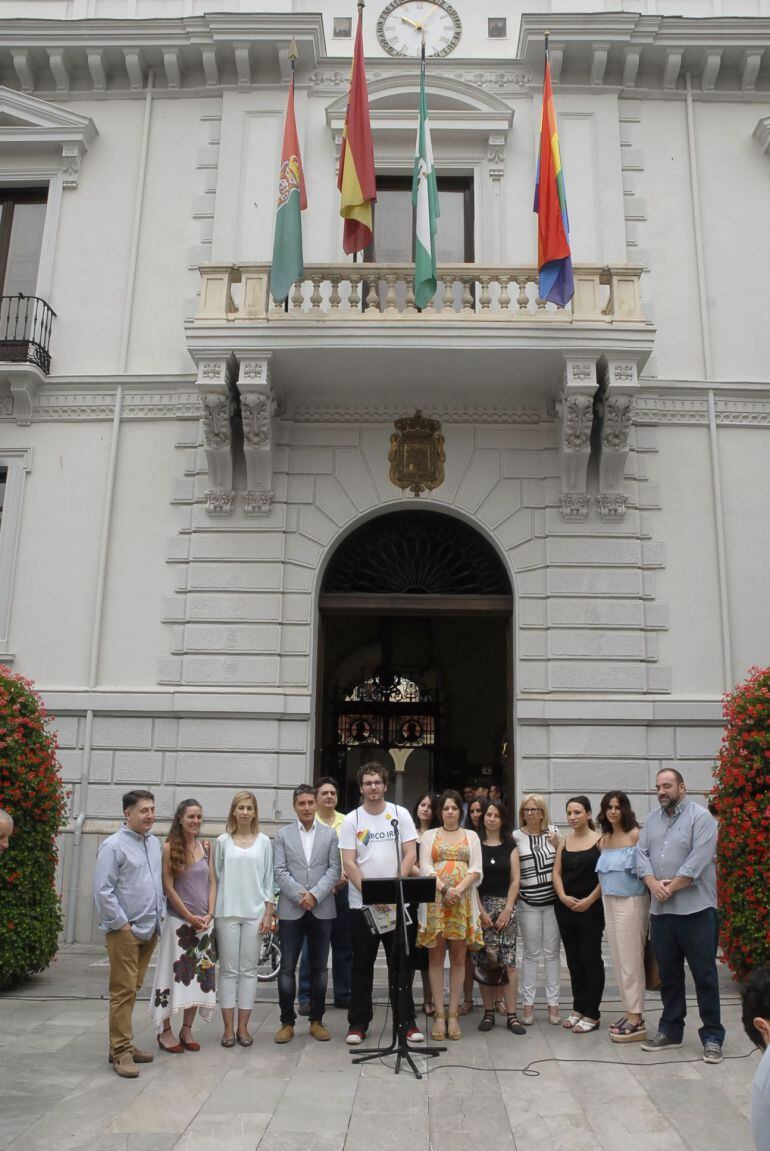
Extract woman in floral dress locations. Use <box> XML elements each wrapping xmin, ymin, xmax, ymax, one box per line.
<box><xmin>417</xmin><ymin>789</ymin><xmax>483</xmax><ymax>1041</ymax></box>
<box><xmin>149</xmin><ymin>798</ymin><xmax>217</xmax><ymax>1051</ymax></box>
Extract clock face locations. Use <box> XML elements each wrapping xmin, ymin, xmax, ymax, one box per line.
<box><xmin>377</xmin><ymin>0</ymin><xmax>462</xmax><ymax>59</ymax></box>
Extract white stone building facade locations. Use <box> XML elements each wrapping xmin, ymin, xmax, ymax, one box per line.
<box><xmin>0</xmin><ymin>0</ymin><xmax>768</xmax><ymax>941</ymax></box>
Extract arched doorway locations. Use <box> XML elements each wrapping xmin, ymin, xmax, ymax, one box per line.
<box><xmin>315</xmin><ymin>510</ymin><xmax>514</xmax><ymax>811</ymax></box>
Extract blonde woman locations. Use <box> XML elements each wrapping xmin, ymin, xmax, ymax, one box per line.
<box><xmin>215</xmin><ymin>791</ymin><xmax>274</xmax><ymax>1048</ymax></box>
<box><xmin>513</xmin><ymin>794</ymin><xmax>562</xmax><ymax>1026</ymax></box>
<box><xmin>417</xmin><ymin>789</ymin><xmax>483</xmax><ymax>1041</ymax></box>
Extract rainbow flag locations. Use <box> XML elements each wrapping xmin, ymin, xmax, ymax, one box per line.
<box><xmin>533</xmin><ymin>46</ymin><xmax>574</xmax><ymax>307</ymax></box>
<box><xmin>270</xmin><ymin>74</ymin><xmax>307</xmax><ymax>303</ymax></box>
<box><xmin>338</xmin><ymin>5</ymin><xmax>377</xmax><ymax>254</ymax></box>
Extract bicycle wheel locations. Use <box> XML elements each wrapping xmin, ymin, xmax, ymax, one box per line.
<box><xmin>256</xmin><ymin>930</ymin><xmax>281</xmax><ymax>981</ymax></box>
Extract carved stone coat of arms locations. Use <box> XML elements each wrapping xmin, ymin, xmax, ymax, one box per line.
<box><xmin>388</xmin><ymin>410</ymin><xmax>445</xmax><ymax>497</ymax></box>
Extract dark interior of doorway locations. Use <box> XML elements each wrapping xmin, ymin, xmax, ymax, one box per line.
<box><xmin>317</xmin><ymin>610</ymin><xmax>510</xmax><ymax>813</ymax></box>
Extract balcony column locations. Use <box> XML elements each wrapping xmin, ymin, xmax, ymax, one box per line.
<box><xmin>597</xmin><ymin>359</ymin><xmax>637</xmax><ymax>521</ymax></box>
<box><xmin>238</xmin><ymin>356</ymin><xmax>275</xmax><ymax>515</ymax></box>
<box><xmin>195</xmin><ymin>355</ymin><xmax>237</xmax><ymax>515</ymax></box>
<box><xmin>558</xmin><ymin>357</ymin><xmax>598</xmax><ymax>521</ymax></box>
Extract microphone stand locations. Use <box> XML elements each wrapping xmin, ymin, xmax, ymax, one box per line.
<box><xmin>351</xmin><ymin>814</ymin><xmax>444</xmax><ymax>1077</ymax></box>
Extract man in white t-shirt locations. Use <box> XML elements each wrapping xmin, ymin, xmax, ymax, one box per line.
<box><xmin>338</xmin><ymin>762</ymin><xmax>423</xmax><ymax>1046</ymax></box>
<box><xmin>742</xmin><ymin>966</ymin><xmax>770</xmax><ymax>1151</ymax></box>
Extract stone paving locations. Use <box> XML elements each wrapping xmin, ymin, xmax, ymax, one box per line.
<box><xmin>0</xmin><ymin>945</ymin><xmax>760</xmax><ymax>1151</ymax></box>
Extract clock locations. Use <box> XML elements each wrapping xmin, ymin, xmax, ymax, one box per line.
<box><xmin>377</xmin><ymin>0</ymin><xmax>462</xmax><ymax>59</ymax></box>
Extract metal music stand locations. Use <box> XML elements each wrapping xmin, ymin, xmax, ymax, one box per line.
<box><xmin>352</xmin><ymin>874</ymin><xmax>444</xmax><ymax>1078</ymax></box>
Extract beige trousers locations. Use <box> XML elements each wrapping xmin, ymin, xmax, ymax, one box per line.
<box><xmin>602</xmin><ymin>894</ymin><xmax>649</xmax><ymax>1016</ymax></box>
<box><xmin>105</xmin><ymin>927</ymin><xmax>158</xmax><ymax>1057</ymax></box>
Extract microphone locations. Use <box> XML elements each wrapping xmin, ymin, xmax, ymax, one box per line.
<box><xmin>390</xmin><ymin>818</ymin><xmax>399</xmax><ymax>829</ymax></box>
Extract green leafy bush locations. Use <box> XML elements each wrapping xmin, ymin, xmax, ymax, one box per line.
<box><xmin>708</xmin><ymin>666</ymin><xmax>770</xmax><ymax>979</ymax></box>
<box><xmin>0</xmin><ymin>668</ymin><xmax>68</xmax><ymax>987</ymax></box>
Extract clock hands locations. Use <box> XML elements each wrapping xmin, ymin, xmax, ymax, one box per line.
<box><xmin>400</xmin><ymin>5</ymin><xmax>440</xmax><ymax>34</ymax></box>
<box><xmin>400</xmin><ymin>15</ymin><xmax>421</xmax><ymax>29</ymax></box>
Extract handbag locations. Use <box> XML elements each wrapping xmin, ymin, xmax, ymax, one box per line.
<box><xmin>644</xmin><ymin>929</ymin><xmax>661</xmax><ymax>991</ymax></box>
<box><xmin>472</xmin><ymin>938</ymin><xmax>510</xmax><ymax>987</ymax></box>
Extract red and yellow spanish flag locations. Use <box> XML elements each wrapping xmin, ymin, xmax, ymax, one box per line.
<box><xmin>338</xmin><ymin>5</ymin><xmax>376</xmax><ymax>254</ymax></box>
<box><xmin>533</xmin><ymin>41</ymin><xmax>574</xmax><ymax>307</ymax></box>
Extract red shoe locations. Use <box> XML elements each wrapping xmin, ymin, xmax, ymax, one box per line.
<box><xmin>406</xmin><ymin>1026</ymin><xmax>425</xmax><ymax>1044</ymax></box>
<box><xmin>157</xmin><ymin>1034</ymin><xmax>184</xmax><ymax>1054</ymax></box>
<box><xmin>179</xmin><ymin>1028</ymin><xmax>200</xmax><ymax>1052</ymax></box>
<box><xmin>345</xmin><ymin>1028</ymin><xmax>366</xmax><ymax>1046</ymax></box>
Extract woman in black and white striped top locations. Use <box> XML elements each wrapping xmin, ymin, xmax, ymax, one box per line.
<box><xmin>513</xmin><ymin>794</ymin><xmax>562</xmax><ymax>1026</ymax></box>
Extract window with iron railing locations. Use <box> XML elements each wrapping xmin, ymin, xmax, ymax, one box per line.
<box><xmin>0</xmin><ymin>187</ymin><xmax>55</xmax><ymax>373</ymax></box>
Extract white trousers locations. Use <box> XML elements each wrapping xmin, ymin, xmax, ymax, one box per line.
<box><xmin>516</xmin><ymin>900</ymin><xmax>561</xmax><ymax>1007</ymax></box>
<box><xmin>602</xmin><ymin>894</ymin><xmax>649</xmax><ymax>1016</ymax></box>
<box><xmin>216</xmin><ymin>917</ymin><xmax>260</xmax><ymax>1011</ymax></box>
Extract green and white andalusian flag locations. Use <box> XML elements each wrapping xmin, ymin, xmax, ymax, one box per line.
<box><xmin>412</xmin><ymin>51</ymin><xmax>440</xmax><ymax>311</ymax></box>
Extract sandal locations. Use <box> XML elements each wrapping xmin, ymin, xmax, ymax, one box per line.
<box><xmin>447</xmin><ymin>1013</ymin><xmax>461</xmax><ymax>1041</ymax></box>
<box><xmin>478</xmin><ymin>1010</ymin><xmax>495</xmax><ymax>1032</ymax></box>
<box><xmin>431</xmin><ymin>1015</ymin><xmax>447</xmax><ymax>1041</ymax></box>
<box><xmin>521</xmin><ymin>1008</ymin><xmax>535</xmax><ymax>1026</ymax></box>
<box><xmin>609</xmin><ymin>1016</ymin><xmax>628</xmax><ymax>1033</ymax></box>
<box><xmin>460</xmin><ymin>999</ymin><xmax>474</xmax><ymax>1016</ymax></box>
<box><xmin>609</xmin><ymin>1018</ymin><xmax>646</xmax><ymax>1043</ymax></box>
<box><xmin>563</xmin><ymin>1013</ymin><xmax>582</xmax><ymax>1030</ymax></box>
<box><xmin>572</xmin><ymin>1017</ymin><xmax>600</xmax><ymax>1034</ymax></box>
<box><xmin>507</xmin><ymin>1013</ymin><xmax>526</xmax><ymax>1035</ymax></box>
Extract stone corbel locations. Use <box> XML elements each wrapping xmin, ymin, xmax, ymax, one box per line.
<box><xmin>238</xmin><ymin>356</ymin><xmax>275</xmax><ymax>515</ymax></box>
<box><xmin>597</xmin><ymin>359</ymin><xmax>637</xmax><ymax>521</ymax></box>
<box><xmin>9</xmin><ymin>371</ymin><xmax>43</xmax><ymax>426</ymax></box>
<box><xmin>487</xmin><ymin>134</ymin><xmax>506</xmax><ymax>181</ymax></box>
<box><xmin>196</xmin><ymin>355</ymin><xmax>237</xmax><ymax>515</ymax></box>
<box><xmin>558</xmin><ymin>358</ymin><xmax>597</xmax><ymax>521</ymax></box>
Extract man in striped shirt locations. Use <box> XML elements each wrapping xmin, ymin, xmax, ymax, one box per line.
<box><xmin>93</xmin><ymin>789</ymin><xmax>165</xmax><ymax>1078</ymax></box>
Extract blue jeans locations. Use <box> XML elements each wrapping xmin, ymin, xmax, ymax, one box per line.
<box><xmin>650</xmin><ymin>907</ymin><xmax>725</xmax><ymax>1046</ymax></box>
<box><xmin>278</xmin><ymin>914</ymin><xmax>333</xmax><ymax>1026</ymax></box>
<box><xmin>298</xmin><ymin>885</ymin><xmax>352</xmax><ymax>1006</ymax></box>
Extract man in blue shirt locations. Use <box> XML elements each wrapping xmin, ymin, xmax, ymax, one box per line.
<box><xmin>93</xmin><ymin>789</ymin><xmax>165</xmax><ymax>1078</ymax></box>
<box><xmin>637</xmin><ymin>768</ymin><xmax>724</xmax><ymax>1063</ymax></box>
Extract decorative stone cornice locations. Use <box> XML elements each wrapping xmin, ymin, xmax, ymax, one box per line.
<box><xmin>0</xmin><ymin>14</ymin><xmax>327</xmax><ymax>95</ymax></box>
<box><xmin>635</xmin><ymin>393</ymin><xmax>770</xmax><ymax>426</ymax></box>
<box><xmin>518</xmin><ymin>13</ymin><xmax>770</xmax><ymax>94</ymax></box>
<box><xmin>285</xmin><ymin>402</ymin><xmax>543</xmax><ymax>425</ymax></box>
<box><xmin>0</xmin><ymin>378</ymin><xmax>201</xmax><ymax>422</ymax></box>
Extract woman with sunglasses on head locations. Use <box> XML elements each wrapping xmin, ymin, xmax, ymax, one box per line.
<box><xmin>596</xmin><ymin>790</ymin><xmax>649</xmax><ymax>1042</ymax></box>
<box><xmin>476</xmin><ymin>800</ymin><xmax>526</xmax><ymax>1035</ymax></box>
<box><xmin>417</xmin><ymin>789</ymin><xmax>483</xmax><ymax>1041</ymax></box>
<box><xmin>553</xmin><ymin>796</ymin><xmax>605</xmax><ymax>1033</ymax></box>
<box><xmin>513</xmin><ymin>794</ymin><xmax>562</xmax><ymax>1025</ymax></box>
<box><xmin>149</xmin><ymin>798</ymin><xmax>217</xmax><ymax>1052</ymax></box>
<box><xmin>411</xmin><ymin>792</ymin><xmax>439</xmax><ymax>1017</ymax></box>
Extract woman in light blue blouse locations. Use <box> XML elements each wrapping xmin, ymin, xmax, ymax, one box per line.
<box><xmin>215</xmin><ymin>791</ymin><xmax>274</xmax><ymax>1048</ymax></box>
<box><xmin>596</xmin><ymin>791</ymin><xmax>649</xmax><ymax>1043</ymax></box>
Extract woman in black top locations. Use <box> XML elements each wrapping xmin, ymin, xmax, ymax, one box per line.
<box><xmin>553</xmin><ymin>795</ymin><xmax>605</xmax><ymax>1033</ymax></box>
<box><xmin>476</xmin><ymin>801</ymin><xmax>525</xmax><ymax>1034</ymax></box>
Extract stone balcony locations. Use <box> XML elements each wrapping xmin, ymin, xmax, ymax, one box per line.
<box><xmin>186</xmin><ymin>261</ymin><xmax>654</xmax><ymax>409</ymax></box>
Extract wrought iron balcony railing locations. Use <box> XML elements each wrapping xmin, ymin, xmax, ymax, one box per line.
<box><xmin>195</xmin><ymin>263</ymin><xmax>646</xmax><ymax>325</ymax></box>
<box><xmin>0</xmin><ymin>294</ymin><xmax>56</xmax><ymax>375</ymax></box>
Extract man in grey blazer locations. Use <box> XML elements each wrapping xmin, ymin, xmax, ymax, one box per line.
<box><xmin>273</xmin><ymin>784</ymin><xmax>341</xmax><ymax>1043</ymax></box>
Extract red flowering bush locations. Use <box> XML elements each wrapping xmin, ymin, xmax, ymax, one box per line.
<box><xmin>0</xmin><ymin>668</ymin><xmax>68</xmax><ymax>987</ymax></box>
<box><xmin>709</xmin><ymin>666</ymin><xmax>770</xmax><ymax>979</ymax></box>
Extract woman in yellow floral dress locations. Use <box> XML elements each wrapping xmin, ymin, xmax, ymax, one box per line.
<box><xmin>418</xmin><ymin>790</ymin><xmax>483</xmax><ymax>1041</ymax></box>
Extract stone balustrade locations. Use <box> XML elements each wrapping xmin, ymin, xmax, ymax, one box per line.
<box><xmin>195</xmin><ymin>263</ymin><xmax>646</xmax><ymax>325</ymax></box>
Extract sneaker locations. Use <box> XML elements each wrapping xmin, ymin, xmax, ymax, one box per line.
<box><xmin>406</xmin><ymin>1025</ymin><xmax>424</xmax><ymax>1044</ymax></box>
<box><xmin>309</xmin><ymin>1021</ymin><xmax>331</xmax><ymax>1042</ymax></box>
<box><xmin>640</xmin><ymin>1032</ymin><xmax>683</xmax><ymax>1052</ymax></box>
<box><xmin>297</xmin><ymin>1002</ymin><xmax>311</xmax><ymax>1017</ymax></box>
<box><xmin>346</xmin><ymin>1028</ymin><xmax>366</xmax><ymax>1046</ymax></box>
<box><xmin>703</xmin><ymin>1041</ymin><xmax>724</xmax><ymax>1064</ymax></box>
